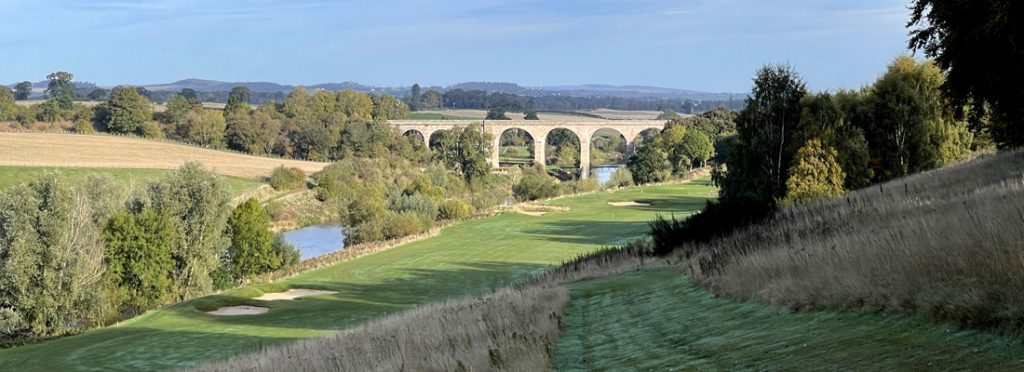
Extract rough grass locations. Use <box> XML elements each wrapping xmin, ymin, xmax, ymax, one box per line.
<box><xmin>682</xmin><ymin>150</ymin><xmax>1024</xmax><ymax>335</ymax></box>
<box><xmin>0</xmin><ymin>132</ymin><xmax>328</xmax><ymax>178</ymax></box>
<box><xmin>0</xmin><ymin>181</ymin><xmax>715</xmax><ymax>371</ymax></box>
<box><xmin>555</xmin><ymin>268</ymin><xmax>1024</xmax><ymax>370</ymax></box>
<box><xmin>0</xmin><ymin>165</ymin><xmax>261</xmax><ymax>196</ymax></box>
<box><xmin>179</xmin><ymin>152</ymin><xmax>1024</xmax><ymax>371</ymax></box>
<box><xmin>194</xmin><ymin>285</ymin><xmax>568</xmax><ymax>372</ymax></box>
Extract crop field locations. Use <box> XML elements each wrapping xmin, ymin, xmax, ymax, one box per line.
<box><xmin>577</xmin><ymin>108</ymin><xmax>667</xmax><ymax>120</ymax></box>
<box><xmin>0</xmin><ymin>132</ymin><xmax>329</xmax><ymax>178</ymax></box>
<box><xmin>0</xmin><ymin>180</ymin><xmax>717</xmax><ymax>371</ymax></box>
<box><xmin>0</xmin><ymin>165</ymin><xmax>261</xmax><ymax>196</ymax></box>
<box><xmin>407</xmin><ymin>112</ymin><xmax>478</xmax><ymax>120</ymax></box>
<box><xmin>554</xmin><ymin>268</ymin><xmax>1024</xmax><ymax>370</ymax></box>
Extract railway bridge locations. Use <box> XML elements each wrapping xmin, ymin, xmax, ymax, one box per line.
<box><xmin>389</xmin><ymin>120</ymin><xmax>666</xmax><ymax>179</ymax></box>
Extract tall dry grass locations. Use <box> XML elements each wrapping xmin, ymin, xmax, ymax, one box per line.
<box><xmin>680</xmin><ymin>150</ymin><xmax>1024</xmax><ymax>334</ymax></box>
<box><xmin>191</xmin><ymin>285</ymin><xmax>569</xmax><ymax>372</ymax></box>
<box><xmin>191</xmin><ymin>240</ymin><xmax>658</xmax><ymax>371</ymax></box>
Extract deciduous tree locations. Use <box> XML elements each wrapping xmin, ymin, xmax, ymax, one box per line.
<box><xmin>909</xmin><ymin>0</ymin><xmax>1024</xmax><ymax>148</ymax></box>
<box><xmin>103</xmin><ymin>210</ymin><xmax>176</xmax><ymax>314</ymax></box>
<box><xmin>784</xmin><ymin>139</ymin><xmax>846</xmax><ymax>204</ymax></box>
<box><xmin>14</xmin><ymin>81</ymin><xmax>32</xmax><ymax>100</ymax></box>
<box><xmin>105</xmin><ymin>86</ymin><xmax>153</xmax><ymax>135</ymax></box>
<box><xmin>226</xmin><ymin>199</ymin><xmax>278</xmax><ymax>280</ymax></box>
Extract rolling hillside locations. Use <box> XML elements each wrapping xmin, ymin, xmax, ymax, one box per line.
<box><xmin>183</xmin><ymin>151</ymin><xmax>1024</xmax><ymax>370</ymax></box>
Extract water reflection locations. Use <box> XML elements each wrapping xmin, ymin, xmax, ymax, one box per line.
<box><xmin>591</xmin><ymin>165</ymin><xmax>624</xmax><ymax>186</ymax></box>
<box><xmin>282</xmin><ymin>225</ymin><xmax>346</xmax><ymax>260</ymax></box>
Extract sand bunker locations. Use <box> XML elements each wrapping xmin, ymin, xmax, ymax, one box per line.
<box><xmin>517</xmin><ymin>211</ymin><xmax>547</xmax><ymax>217</ymax></box>
<box><xmin>607</xmin><ymin>201</ymin><xmax>652</xmax><ymax>207</ymax></box>
<box><xmin>207</xmin><ymin>305</ymin><xmax>269</xmax><ymax>316</ymax></box>
<box><xmin>254</xmin><ymin>288</ymin><xmax>339</xmax><ymax>301</ymax></box>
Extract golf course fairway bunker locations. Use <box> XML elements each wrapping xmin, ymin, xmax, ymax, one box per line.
<box><xmin>254</xmin><ymin>289</ymin><xmax>339</xmax><ymax>301</ymax></box>
<box><xmin>207</xmin><ymin>306</ymin><xmax>269</xmax><ymax>316</ymax></box>
<box><xmin>607</xmin><ymin>200</ymin><xmax>652</xmax><ymax>207</ymax></box>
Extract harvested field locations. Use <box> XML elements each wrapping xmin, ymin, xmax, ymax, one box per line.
<box><xmin>0</xmin><ymin>132</ymin><xmax>329</xmax><ymax>178</ymax></box>
<box><xmin>579</xmin><ymin>108</ymin><xmax>667</xmax><ymax>120</ymax></box>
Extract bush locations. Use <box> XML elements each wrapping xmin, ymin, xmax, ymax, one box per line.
<box><xmin>389</xmin><ymin>193</ymin><xmax>438</xmax><ymax>222</ymax></box>
<box><xmin>270</xmin><ymin>166</ymin><xmax>307</xmax><ymax>191</ymax></box>
<box><xmin>606</xmin><ymin>168</ymin><xmax>634</xmax><ymax>189</ymax></box>
<box><xmin>272</xmin><ymin>233</ymin><xmax>301</xmax><ymax>268</ymax></box>
<box><xmin>561</xmin><ymin>178</ymin><xmax>598</xmax><ymax>195</ymax></box>
<box><xmin>73</xmin><ymin>120</ymin><xmax>95</xmax><ymax>134</ymax></box>
<box><xmin>438</xmin><ymin>199</ymin><xmax>473</xmax><ymax>220</ymax></box>
<box><xmin>140</xmin><ymin>122</ymin><xmax>164</xmax><ymax>139</ymax></box>
<box><xmin>381</xmin><ymin>212</ymin><xmax>427</xmax><ymax>240</ymax></box>
<box><xmin>513</xmin><ymin>173</ymin><xmax>559</xmax><ymax>201</ymax></box>
<box><xmin>314</xmin><ymin>177</ymin><xmax>342</xmax><ymax>201</ymax></box>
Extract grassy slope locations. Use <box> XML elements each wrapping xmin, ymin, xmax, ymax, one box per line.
<box><xmin>0</xmin><ymin>166</ymin><xmax>262</xmax><ymax>196</ymax></box>
<box><xmin>0</xmin><ymin>181</ymin><xmax>716</xmax><ymax>371</ymax></box>
<box><xmin>556</xmin><ymin>268</ymin><xmax>1024</xmax><ymax>371</ymax></box>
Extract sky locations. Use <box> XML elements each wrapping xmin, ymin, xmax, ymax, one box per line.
<box><xmin>0</xmin><ymin>0</ymin><xmax>913</xmax><ymax>93</ymax></box>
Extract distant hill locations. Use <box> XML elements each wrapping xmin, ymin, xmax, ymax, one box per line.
<box><xmin>142</xmin><ymin>79</ymin><xmax>292</xmax><ymax>93</ymax></box>
<box><xmin>10</xmin><ymin>78</ymin><xmax>744</xmax><ymax>102</ymax></box>
<box><xmin>540</xmin><ymin>84</ymin><xmax>739</xmax><ymax>101</ymax></box>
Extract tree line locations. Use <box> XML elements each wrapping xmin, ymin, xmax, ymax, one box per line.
<box><xmin>648</xmin><ymin>56</ymin><xmax>977</xmax><ymax>251</ymax></box>
<box><xmin>0</xmin><ymin>164</ymin><xmax>299</xmax><ymax>344</ymax></box>
<box><xmin>400</xmin><ymin>85</ymin><xmax>743</xmax><ymax>114</ymax></box>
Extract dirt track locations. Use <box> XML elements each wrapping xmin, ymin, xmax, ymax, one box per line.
<box><xmin>0</xmin><ymin>132</ymin><xmax>329</xmax><ymax>178</ymax></box>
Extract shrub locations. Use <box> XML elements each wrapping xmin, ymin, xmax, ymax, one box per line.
<box><xmin>314</xmin><ymin>177</ymin><xmax>342</xmax><ymax>201</ymax></box>
<box><xmin>73</xmin><ymin>120</ymin><xmax>95</xmax><ymax>134</ymax></box>
<box><xmin>272</xmin><ymin>233</ymin><xmax>301</xmax><ymax>268</ymax></box>
<box><xmin>438</xmin><ymin>199</ymin><xmax>473</xmax><ymax>220</ymax></box>
<box><xmin>513</xmin><ymin>173</ymin><xmax>559</xmax><ymax>201</ymax></box>
<box><xmin>606</xmin><ymin>168</ymin><xmax>634</xmax><ymax>189</ymax></box>
<box><xmin>561</xmin><ymin>178</ymin><xmax>598</xmax><ymax>195</ymax></box>
<box><xmin>382</xmin><ymin>212</ymin><xmax>427</xmax><ymax>239</ymax></box>
<box><xmin>270</xmin><ymin>166</ymin><xmax>307</xmax><ymax>191</ymax></box>
<box><xmin>140</xmin><ymin>122</ymin><xmax>164</xmax><ymax>139</ymax></box>
<box><xmin>389</xmin><ymin>193</ymin><xmax>438</xmax><ymax>221</ymax></box>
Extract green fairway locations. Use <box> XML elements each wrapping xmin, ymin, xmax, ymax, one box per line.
<box><xmin>0</xmin><ymin>166</ymin><xmax>262</xmax><ymax>196</ymax></box>
<box><xmin>555</xmin><ymin>268</ymin><xmax>1024</xmax><ymax>371</ymax></box>
<box><xmin>0</xmin><ymin>180</ymin><xmax>717</xmax><ymax>371</ymax></box>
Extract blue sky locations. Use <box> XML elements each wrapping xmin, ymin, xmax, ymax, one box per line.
<box><xmin>0</xmin><ymin>0</ymin><xmax>911</xmax><ymax>92</ymax></box>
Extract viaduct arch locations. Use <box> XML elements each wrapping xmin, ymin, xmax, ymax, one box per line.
<box><xmin>389</xmin><ymin>120</ymin><xmax>665</xmax><ymax>179</ymax></box>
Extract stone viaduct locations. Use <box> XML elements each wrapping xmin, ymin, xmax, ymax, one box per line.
<box><xmin>389</xmin><ymin>120</ymin><xmax>666</xmax><ymax>179</ymax></box>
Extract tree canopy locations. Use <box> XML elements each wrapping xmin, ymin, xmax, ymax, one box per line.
<box><xmin>909</xmin><ymin>0</ymin><xmax>1024</xmax><ymax>148</ymax></box>
<box><xmin>103</xmin><ymin>86</ymin><xmax>153</xmax><ymax>135</ymax></box>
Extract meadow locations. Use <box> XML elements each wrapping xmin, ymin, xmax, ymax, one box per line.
<box><xmin>0</xmin><ymin>132</ymin><xmax>329</xmax><ymax>178</ymax></box>
<box><xmin>0</xmin><ymin>180</ymin><xmax>717</xmax><ymax>371</ymax></box>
